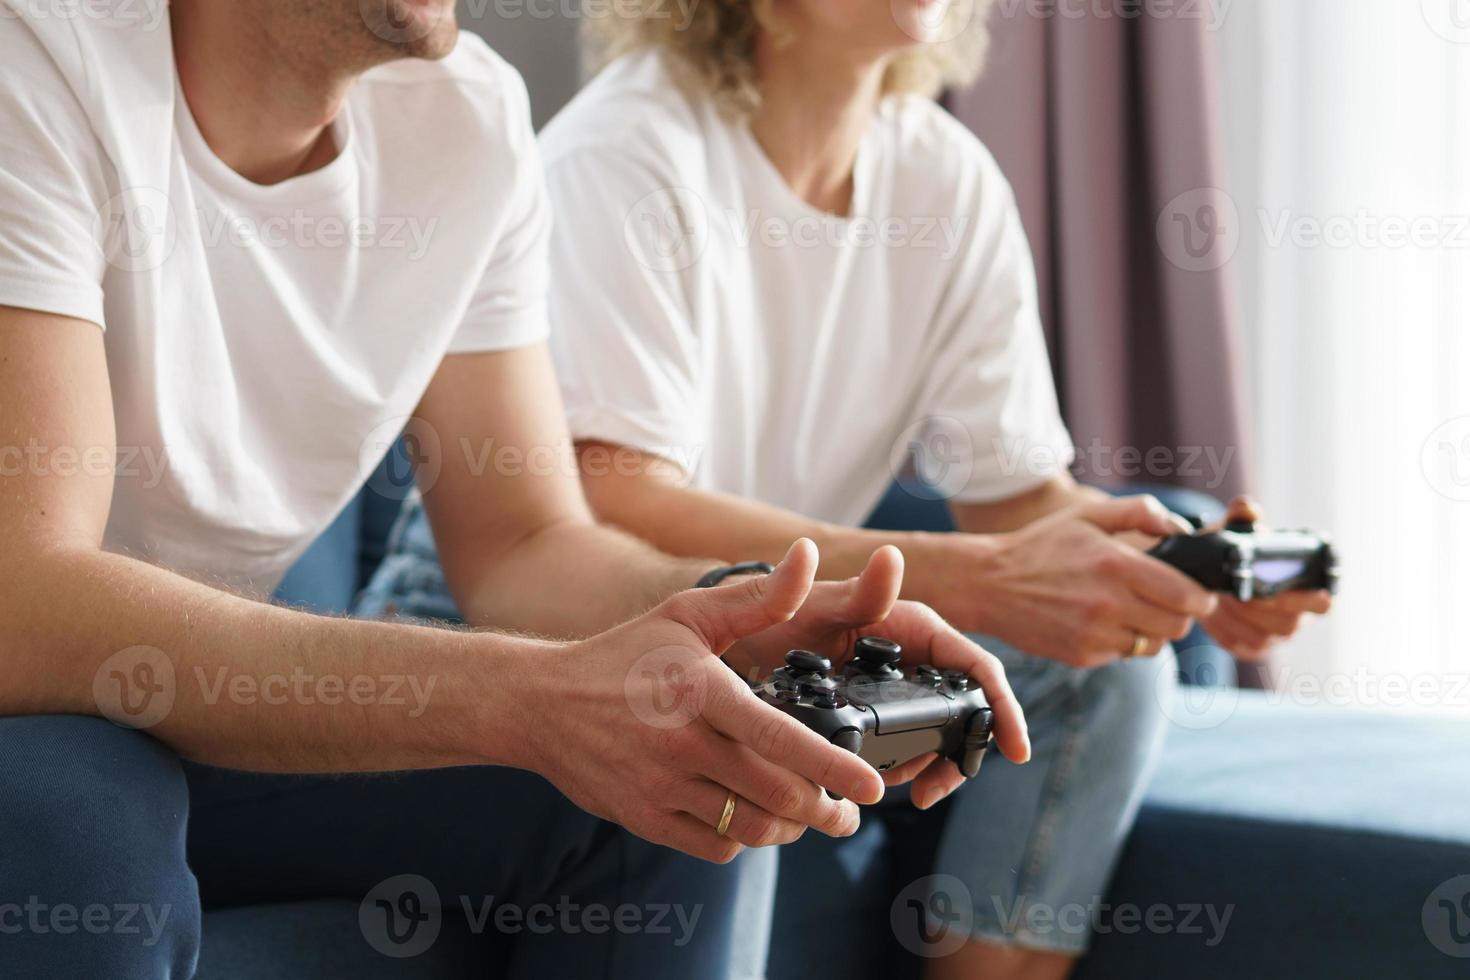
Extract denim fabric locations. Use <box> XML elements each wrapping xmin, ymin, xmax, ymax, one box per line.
<box><xmin>921</xmin><ymin>638</ymin><xmax>1176</xmax><ymax>954</ymax></box>
<box><xmin>352</xmin><ymin>492</ymin><xmax>458</xmax><ymax>624</ymax></box>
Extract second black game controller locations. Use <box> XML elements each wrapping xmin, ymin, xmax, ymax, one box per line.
<box><xmin>1148</xmin><ymin>518</ymin><xmax>1339</xmax><ymax>602</ymax></box>
<box><xmin>752</xmin><ymin>638</ymin><xmax>994</xmax><ymax>800</ymax></box>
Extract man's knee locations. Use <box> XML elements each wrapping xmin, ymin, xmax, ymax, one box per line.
<box><xmin>0</xmin><ymin>715</ymin><xmax>201</xmax><ymax>979</ymax></box>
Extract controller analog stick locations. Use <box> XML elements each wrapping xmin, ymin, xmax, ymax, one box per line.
<box><xmin>785</xmin><ymin>650</ymin><xmax>831</xmax><ymax>675</ymax></box>
<box><xmin>853</xmin><ymin>637</ymin><xmax>902</xmax><ymax>667</ymax></box>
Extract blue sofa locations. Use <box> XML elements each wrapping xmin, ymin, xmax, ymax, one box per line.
<box><xmin>192</xmin><ymin>477</ymin><xmax>1470</xmax><ymax>978</ymax></box>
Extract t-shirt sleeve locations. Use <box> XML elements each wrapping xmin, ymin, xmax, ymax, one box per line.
<box><xmin>0</xmin><ymin>17</ymin><xmax>110</xmax><ymax>328</ymax></box>
<box><xmin>543</xmin><ymin>149</ymin><xmax>705</xmax><ymax>468</ymax></box>
<box><xmin>919</xmin><ymin>174</ymin><xmax>1075</xmax><ymax>504</ymax></box>
<box><xmin>447</xmin><ymin>67</ymin><xmax>551</xmax><ymax>354</ymax></box>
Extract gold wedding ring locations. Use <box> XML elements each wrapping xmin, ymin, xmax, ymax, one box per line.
<box><xmin>716</xmin><ymin>791</ymin><xmax>737</xmax><ymax>837</ymax></box>
<box><xmin>1127</xmin><ymin>632</ymin><xmax>1150</xmax><ymax>658</ymax></box>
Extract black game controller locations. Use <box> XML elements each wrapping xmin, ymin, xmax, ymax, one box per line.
<box><xmin>753</xmin><ymin>638</ymin><xmax>994</xmax><ymax>801</ymax></box>
<box><xmin>1148</xmin><ymin>518</ymin><xmax>1339</xmax><ymax>602</ymax></box>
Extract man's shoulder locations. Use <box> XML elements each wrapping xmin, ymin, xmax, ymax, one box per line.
<box><xmin>1</xmin><ymin>0</ymin><xmax>172</xmax><ymax>108</ymax></box>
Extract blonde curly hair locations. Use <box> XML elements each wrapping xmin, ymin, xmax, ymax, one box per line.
<box><xmin>582</xmin><ymin>0</ymin><xmax>996</xmax><ymax>116</ymax></box>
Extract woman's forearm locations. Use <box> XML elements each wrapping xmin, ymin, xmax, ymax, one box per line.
<box><xmin>578</xmin><ymin>460</ymin><xmax>934</xmax><ymax>592</ymax></box>
<box><xmin>453</xmin><ymin>516</ymin><xmax>724</xmax><ymax>639</ymax></box>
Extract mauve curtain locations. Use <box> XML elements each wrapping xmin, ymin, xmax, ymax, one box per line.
<box><xmin>947</xmin><ymin>9</ymin><xmax>1253</xmax><ymax>500</ymax></box>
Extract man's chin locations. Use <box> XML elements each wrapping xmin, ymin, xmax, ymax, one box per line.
<box><xmin>359</xmin><ymin>0</ymin><xmax>459</xmax><ymax>59</ymax></box>
<box><xmin>409</xmin><ymin>21</ymin><xmax>460</xmax><ymax>61</ymax></box>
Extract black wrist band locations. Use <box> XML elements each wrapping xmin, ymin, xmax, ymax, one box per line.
<box><xmin>696</xmin><ymin>561</ymin><xmax>776</xmax><ymax>589</ymax></box>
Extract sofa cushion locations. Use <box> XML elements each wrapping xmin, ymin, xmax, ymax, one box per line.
<box><xmin>770</xmin><ymin>692</ymin><xmax>1470</xmax><ymax>980</ymax></box>
<box><xmin>1076</xmin><ymin>692</ymin><xmax>1470</xmax><ymax>978</ymax></box>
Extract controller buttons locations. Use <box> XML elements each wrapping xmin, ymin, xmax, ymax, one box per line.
<box><xmin>799</xmin><ymin>676</ymin><xmax>838</xmax><ymax>698</ymax></box>
<box><xmin>915</xmin><ymin>665</ymin><xmax>942</xmax><ymax>688</ymax></box>
<box><xmin>959</xmin><ymin>709</ymin><xmax>994</xmax><ymax>778</ymax></box>
<box><xmin>785</xmin><ymin>650</ymin><xmax>832</xmax><ymax>676</ymax></box>
<box><xmin>944</xmin><ymin>671</ymin><xmax>970</xmax><ymax>692</ymax></box>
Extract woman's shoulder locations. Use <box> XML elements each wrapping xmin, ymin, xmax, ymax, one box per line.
<box><xmin>872</xmin><ymin>93</ymin><xmax>1015</xmax><ymax>206</ymax></box>
<box><xmin>539</xmin><ymin>48</ymin><xmax>717</xmax><ymax>181</ymax></box>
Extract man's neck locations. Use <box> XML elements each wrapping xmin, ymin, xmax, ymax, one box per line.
<box><xmin>170</xmin><ymin>1</ymin><xmax>355</xmax><ymax>186</ymax></box>
<box><xmin>749</xmin><ymin>41</ymin><xmax>890</xmax><ymax>216</ymax></box>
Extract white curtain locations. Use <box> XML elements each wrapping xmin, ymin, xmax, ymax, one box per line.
<box><xmin>1216</xmin><ymin>0</ymin><xmax>1470</xmax><ymax>716</ymax></box>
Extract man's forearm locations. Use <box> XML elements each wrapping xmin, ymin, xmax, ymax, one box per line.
<box><xmin>2</xmin><ymin>546</ymin><xmax>547</xmax><ymax>774</ymax></box>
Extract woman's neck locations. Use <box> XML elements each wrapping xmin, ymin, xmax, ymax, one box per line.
<box><xmin>748</xmin><ymin>41</ymin><xmax>890</xmax><ymax>216</ymax></box>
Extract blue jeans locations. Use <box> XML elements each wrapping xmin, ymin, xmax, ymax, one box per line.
<box><xmin>0</xmin><ymin>714</ymin><xmax>753</xmax><ymax>978</ymax></box>
<box><xmin>358</xmin><ymin>499</ymin><xmax>1179</xmax><ymax>960</ymax></box>
<box><xmin>918</xmin><ymin>637</ymin><xmax>1175</xmax><ymax>954</ymax></box>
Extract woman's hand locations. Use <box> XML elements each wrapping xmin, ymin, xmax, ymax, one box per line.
<box><xmin>938</xmin><ymin>496</ymin><xmax>1219</xmax><ymax>668</ymax></box>
<box><xmin>1199</xmin><ymin>497</ymin><xmax>1334</xmax><ymax>660</ymax></box>
<box><xmin>526</xmin><ymin>539</ymin><xmax>885</xmax><ymax>864</ymax></box>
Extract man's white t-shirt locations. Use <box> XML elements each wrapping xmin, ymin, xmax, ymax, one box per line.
<box><xmin>541</xmin><ymin>50</ymin><xmax>1075</xmax><ymax>528</ymax></box>
<box><xmin>0</xmin><ymin>5</ymin><xmax>549</xmax><ymax>592</ymax></box>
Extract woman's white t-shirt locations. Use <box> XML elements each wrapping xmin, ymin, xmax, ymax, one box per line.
<box><xmin>0</xmin><ymin>8</ymin><xmax>550</xmax><ymax>592</ymax></box>
<box><xmin>540</xmin><ymin>50</ymin><xmax>1075</xmax><ymax>527</ymax></box>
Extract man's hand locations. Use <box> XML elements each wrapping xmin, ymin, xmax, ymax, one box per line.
<box><xmin>724</xmin><ymin>546</ymin><xmax>1031</xmax><ymax>812</ymax></box>
<box><xmin>527</xmin><ymin>540</ymin><xmax>886</xmax><ymax>864</ymax></box>
<box><xmin>1199</xmin><ymin>497</ymin><xmax>1334</xmax><ymax>660</ymax></box>
<box><xmin>941</xmin><ymin>496</ymin><xmax>1219</xmax><ymax>668</ymax></box>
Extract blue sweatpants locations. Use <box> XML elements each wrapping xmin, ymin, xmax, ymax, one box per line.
<box><xmin>0</xmin><ymin>714</ymin><xmax>749</xmax><ymax>979</ymax></box>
